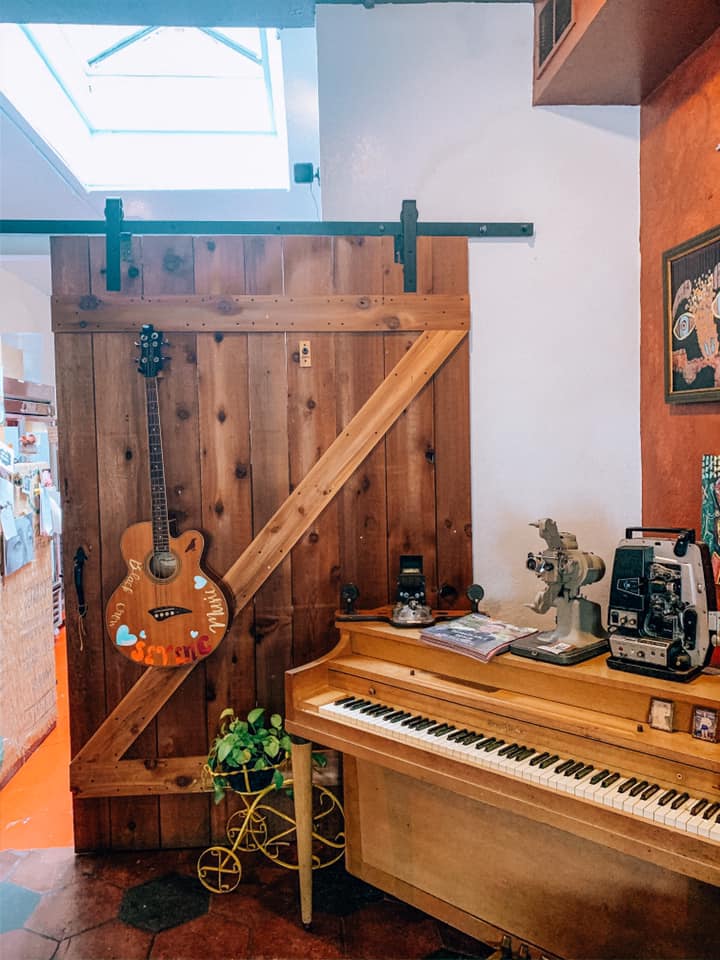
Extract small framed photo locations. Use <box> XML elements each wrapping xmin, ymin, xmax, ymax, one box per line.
<box><xmin>648</xmin><ymin>697</ymin><xmax>675</xmax><ymax>732</ymax></box>
<box><xmin>691</xmin><ymin>706</ymin><xmax>719</xmax><ymax>742</ymax></box>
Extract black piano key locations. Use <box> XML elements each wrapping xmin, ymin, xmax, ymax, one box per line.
<box><xmin>658</xmin><ymin>789</ymin><xmax>678</xmax><ymax>807</ymax></box>
<box><xmin>406</xmin><ymin>716</ymin><xmax>428</xmax><ymax>727</ymax></box>
<box><xmin>361</xmin><ymin>703</ymin><xmax>383</xmax><ymax>714</ymax></box>
<box><xmin>574</xmin><ymin>764</ymin><xmax>594</xmax><ymax>780</ymax></box>
<box><xmin>383</xmin><ymin>710</ymin><xmax>405</xmax><ymax>722</ymax></box>
<box><xmin>618</xmin><ymin>777</ymin><xmax>638</xmax><ymax>794</ymax></box>
<box><xmin>703</xmin><ymin>801</ymin><xmax>720</xmax><ymax>820</ymax></box>
<box><xmin>446</xmin><ymin>729</ymin><xmax>470</xmax><ymax>742</ymax></box>
<box><xmin>539</xmin><ymin>754</ymin><xmax>560</xmax><ymax>769</ymax></box>
<box><xmin>401</xmin><ymin>714</ymin><xmax>423</xmax><ymax>726</ymax></box>
<box><xmin>389</xmin><ymin>712</ymin><xmax>413</xmax><ymax>724</ymax></box>
<box><xmin>629</xmin><ymin>780</ymin><xmax>649</xmax><ymax>797</ymax></box>
<box><xmin>485</xmin><ymin>740</ymin><xmax>506</xmax><ymax>752</ymax></box>
<box><xmin>375</xmin><ymin>707</ymin><xmax>397</xmax><ymax>718</ymax></box>
<box><xmin>691</xmin><ymin>798</ymin><xmax>709</xmax><ymax>817</ymax></box>
<box><xmin>498</xmin><ymin>743</ymin><xmax>519</xmax><ymax>757</ymax></box>
<box><xmin>515</xmin><ymin>748</ymin><xmax>536</xmax><ymax>761</ymax></box>
<box><xmin>530</xmin><ymin>752</ymin><xmax>550</xmax><ymax>767</ymax></box>
<box><xmin>348</xmin><ymin>699</ymin><xmax>372</xmax><ymax>711</ymax></box>
<box><xmin>564</xmin><ymin>761</ymin><xmax>584</xmax><ymax>777</ymax></box>
<box><xmin>432</xmin><ymin>725</ymin><xmax>456</xmax><ymax>737</ymax></box>
<box><xmin>641</xmin><ymin>784</ymin><xmax>660</xmax><ymax>801</ymax></box>
<box><xmin>600</xmin><ymin>773</ymin><xmax>620</xmax><ymax>789</ymax></box>
<box><xmin>461</xmin><ymin>733</ymin><xmax>484</xmax><ymax>745</ymax></box>
<box><xmin>590</xmin><ymin>768</ymin><xmax>611</xmax><ymax>785</ymax></box>
<box><xmin>671</xmin><ymin>792</ymin><xmax>690</xmax><ymax>810</ymax></box>
<box><xmin>334</xmin><ymin>695</ymin><xmax>357</xmax><ymax>706</ymax></box>
<box><xmin>504</xmin><ymin>745</ymin><xmax>524</xmax><ymax>759</ymax></box>
<box><xmin>555</xmin><ymin>759</ymin><xmax>575</xmax><ymax>774</ymax></box>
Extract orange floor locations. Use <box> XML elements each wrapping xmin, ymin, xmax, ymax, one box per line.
<box><xmin>0</xmin><ymin>629</ymin><xmax>73</xmax><ymax>849</ymax></box>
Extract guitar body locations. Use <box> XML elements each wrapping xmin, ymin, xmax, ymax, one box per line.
<box><xmin>106</xmin><ymin>522</ymin><xmax>230</xmax><ymax>668</ymax></box>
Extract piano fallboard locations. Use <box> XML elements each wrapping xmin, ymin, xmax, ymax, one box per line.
<box><xmin>286</xmin><ymin>622</ymin><xmax>720</xmax><ymax>957</ymax></box>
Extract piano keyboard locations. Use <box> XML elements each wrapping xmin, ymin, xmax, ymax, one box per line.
<box><xmin>319</xmin><ymin>695</ymin><xmax>720</xmax><ymax>843</ymax></box>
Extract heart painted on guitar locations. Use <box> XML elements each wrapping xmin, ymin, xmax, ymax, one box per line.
<box><xmin>193</xmin><ymin>575</ymin><xmax>207</xmax><ymax>590</ymax></box>
<box><xmin>190</xmin><ymin>630</ymin><xmax>199</xmax><ymax>638</ymax></box>
<box><xmin>139</xmin><ymin>630</ymin><xmax>147</xmax><ymax>639</ymax></box>
<box><xmin>116</xmin><ymin>624</ymin><xmax>137</xmax><ymax>647</ymax></box>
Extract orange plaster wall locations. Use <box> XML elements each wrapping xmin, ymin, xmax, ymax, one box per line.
<box><xmin>640</xmin><ymin>29</ymin><xmax>720</xmax><ymax>542</ymax></box>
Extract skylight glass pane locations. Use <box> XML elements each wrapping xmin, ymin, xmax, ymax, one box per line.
<box><xmin>21</xmin><ymin>24</ymin><xmax>274</xmax><ymax>134</ymax></box>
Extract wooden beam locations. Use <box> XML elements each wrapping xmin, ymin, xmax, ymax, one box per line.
<box><xmin>70</xmin><ymin>329</ymin><xmax>467</xmax><ymax>792</ymax></box>
<box><xmin>72</xmin><ymin>756</ymin><xmax>207</xmax><ymax>798</ymax></box>
<box><xmin>51</xmin><ymin>293</ymin><xmax>469</xmax><ymax>333</ymax></box>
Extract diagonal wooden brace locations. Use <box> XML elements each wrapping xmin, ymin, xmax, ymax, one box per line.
<box><xmin>71</xmin><ymin>329</ymin><xmax>466</xmax><ymax>772</ymax></box>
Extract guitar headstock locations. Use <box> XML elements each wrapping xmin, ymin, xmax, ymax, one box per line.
<box><xmin>136</xmin><ymin>324</ymin><xmax>168</xmax><ymax>377</ymax></box>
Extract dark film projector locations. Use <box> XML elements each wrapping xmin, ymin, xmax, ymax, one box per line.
<box><xmin>337</xmin><ymin>554</ymin><xmax>485</xmax><ymax>628</ymax></box>
<box><xmin>606</xmin><ymin>527</ymin><xmax>719</xmax><ymax>682</ymax></box>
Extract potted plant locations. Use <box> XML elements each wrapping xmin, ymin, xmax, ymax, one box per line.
<box><xmin>207</xmin><ymin>707</ymin><xmax>327</xmax><ymax>803</ymax></box>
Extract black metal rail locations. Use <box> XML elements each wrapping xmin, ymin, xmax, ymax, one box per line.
<box><xmin>1</xmin><ymin>198</ymin><xmax>533</xmax><ymax>292</ymax></box>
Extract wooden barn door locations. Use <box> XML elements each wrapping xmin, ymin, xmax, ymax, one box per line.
<box><xmin>52</xmin><ymin>234</ymin><xmax>471</xmax><ymax>852</ymax></box>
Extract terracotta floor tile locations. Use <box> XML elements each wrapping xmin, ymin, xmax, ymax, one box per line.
<box><xmin>10</xmin><ymin>846</ymin><xmax>94</xmax><ymax>893</ymax></box>
<box><xmin>54</xmin><ymin>919</ymin><xmax>152</xmax><ymax>960</ymax></box>
<box><xmin>92</xmin><ymin>848</ymin><xmax>200</xmax><ymax>889</ymax></box>
<box><xmin>150</xmin><ymin>911</ymin><xmax>251</xmax><ymax>959</ymax></box>
<box><xmin>0</xmin><ymin>850</ymin><xmax>26</xmax><ymax>882</ymax></box>
<box><xmin>25</xmin><ymin>878</ymin><xmax>123</xmax><ymax>939</ymax></box>
<box><xmin>246</xmin><ymin>914</ymin><xmax>345</xmax><ymax>960</ymax></box>
<box><xmin>0</xmin><ymin>927</ymin><xmax>58</xmax><ymax>960</ymax></box>
<box><xmin>344</xmin><ymin>899</ymin><xmax>443</xmax><ymax>960</ymax></box>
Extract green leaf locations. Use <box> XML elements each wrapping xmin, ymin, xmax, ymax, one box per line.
<box><xmin>312</xmin><ymin>752</ymin><xmax>328</xmax><ymax>768</ymax></box>
<box><xmin>212</xmin><ymin>779</ymin><xmax>227</xmax><ymax>804</ymax></box>
<box><xmin>252</xmin><ymin>757</ymin><xmax>268</xmax><ymax>771</ymax></box>
<box><xmin>279</xmin><ymin>735</ymin><xmax>292</xmax><ymax>753</ymax></box>
<box><xmin>219</xmin><ymin>708</ymin><xmax>235</xmax><ymax>721</ymax></box>
<box><xmin>264</xmin><ymin>736</ymin><xmax>280</xmax><ymax>758</ymax></box>
<box><xmin>270</xmin><ymin>714</ymin><xmax>283</xmax><ymax>730</ymax></box>
<box><xmin>272</xmin><ymin>769</ymin><xmax>284</xmax><ymax>789</ymax></box>
<box><xmin>247</xmin><ymin>707</ymin><xmax>264</xmax><ymax>727</ymax></box>
<box><xmin>217</xmin><ymin>738</ymin><xmax>233</xmax><ymax>763</ymax></box>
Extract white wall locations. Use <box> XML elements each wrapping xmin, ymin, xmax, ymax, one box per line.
<box><xmin>0</xmin><ymin>264</ymin><xmax>55</xmax><ymax>385</ymax></box>
<box><xmin>317</xmin><ymin>2</ymin><xmax>641</xmax><ymax>626</ymax></box>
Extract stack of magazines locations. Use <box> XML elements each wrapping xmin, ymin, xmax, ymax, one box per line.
<box><xmin>419</xmin><ymin>613</ymin><xmax>538</xmax><ymax>663</ymax></box>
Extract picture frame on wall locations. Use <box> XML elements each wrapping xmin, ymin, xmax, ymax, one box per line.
<box><xmin>663</xmin><ymin>223</ymin><xmax>720</xmax><ymax>404</ymax></box>
<box><xmin>691</xmin><ymin>705</ymin><xmax>719</xmax><ymax>743</ymax></box>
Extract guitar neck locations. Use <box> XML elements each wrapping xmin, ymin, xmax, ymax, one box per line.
<box><xmin>145</xmin><ymin>376</ymin><xmax>171</xmax><ymax>554</ymax></box>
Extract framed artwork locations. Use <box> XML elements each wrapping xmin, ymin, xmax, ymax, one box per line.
<box><xmin>664</xmin><ymin>224</ymin><xmax>720</xmax><ymax>403</ymax></box>
<box><xmin>691</xmin><ymin>705</ymin><xmax>719</xmax><ymax>743</ymax></box>
<box><xmin>648</xmin><ymin>697</ymin><xmax>674</xmax><ymax>732</ymax></box>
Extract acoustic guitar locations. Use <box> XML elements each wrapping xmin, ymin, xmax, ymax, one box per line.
<box><xmin>105</xmin><ymin>325</ymin><xmax>230</xmax><ymax>668</ymax></box>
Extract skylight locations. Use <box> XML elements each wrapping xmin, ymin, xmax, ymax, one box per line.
<box><xmin>0</xmin><ymin>24</ymin><xmax>290</xmax><ymax>191</ymax></box>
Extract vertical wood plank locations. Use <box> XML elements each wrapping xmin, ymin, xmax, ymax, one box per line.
<box><xmin>92</xmin><ymin>331</ymin><xmax>159</xmax><ymax>849</ymax></box>
<box><xmin>382</xmin><ymin>238</ymin><xmax>437</xmax><ymax>605</ymax></box>
<box><xmin>284</xmin><ymin>237</ymin><xmax>340</xmax><ymax>668</ymax></box>
<box><xmin>245</xmin><ymin>237</ymin><xmax>292</xmax><ymax>714</ymax></box>
<box><xmin>52</xmin><ymin>236</ymin><xmax>110</xmax><ymax>852</ymax></box>
<box><xmin>195</xmin><ymin>237</ymin><xmax>255</xmax><ymax>840</ymax></box>
<box><xmin>333</xmin><ymin>237</ymin><xmax>389</xmax><ymax>607</ymax></box>
<box><xmin>430</xmin><ymin>239</ymin><xmax>473</xmax><ymax>605</ymax></box>
<box><xmin>141</xmin><ymin>238</ymin><xmax>210</xmax><ymax>848</ymax></box>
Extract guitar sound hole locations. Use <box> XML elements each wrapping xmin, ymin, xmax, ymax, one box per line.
<box><xmin>149</xmin><ymin>552</ymin><xmax>179</xmax><ymax>581</ymax></box>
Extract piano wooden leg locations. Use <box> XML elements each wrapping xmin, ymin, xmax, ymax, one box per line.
<box><xmin>291</xmin><ymin>737</ymin><xmax>313</xmax><ymax>927</ymax></box>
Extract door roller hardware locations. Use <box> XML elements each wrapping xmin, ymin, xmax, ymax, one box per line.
<box><xmin>299</xmin><ymin>340</ymin><xmax>312</xmax><ymax>367</ymax></box>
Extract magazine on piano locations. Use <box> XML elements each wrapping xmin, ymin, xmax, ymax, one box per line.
<box><xmin>418</xmin><ymin>612</ymin><xmax>538</xmax><ymax>662</ymax></box>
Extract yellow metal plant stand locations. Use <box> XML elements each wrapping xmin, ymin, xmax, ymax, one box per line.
<box><xmin>196</xmin><ymin>777</ymin><xmax>345</xmax><ymax>894</ymax></box>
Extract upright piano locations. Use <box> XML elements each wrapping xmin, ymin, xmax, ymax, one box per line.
<box><xmin>286</xmin><ymin>621</ymin><xmax>720</xmax><ymax>960</ymax></box>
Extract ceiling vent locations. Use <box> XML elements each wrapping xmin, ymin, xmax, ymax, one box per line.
<box><xmin>537</xmin><ymin>0</ymin><xmax>573</xmax><ymax>69</ymax></box>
